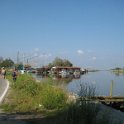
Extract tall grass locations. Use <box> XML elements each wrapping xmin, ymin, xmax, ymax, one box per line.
<box><xmin>40</xmin><ymin>83</ymin><xmax>67</xmax><ymax>109</ymax></box>
<box><xmin>12</xmin><ymin>74</ymin><xmax>39</xmax><ymax>96</ymax></box>
<box><xmin>58</xmin><ymin>83</ymin><xmax>99</xmax><ymax>124</ymax></box>
<box><xmin>2</xmin><ymin>74</ymin><xmax>68</xmax><ymax>113</ymax></box>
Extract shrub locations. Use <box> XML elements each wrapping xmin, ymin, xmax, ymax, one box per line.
<box><xmin>40</xmin><ymin>83</ymin><xmax>67</xmax><ymax>109</ymax></box>
<box><xmin>12</xmin><ymin>74</ymin><xmax>39</xmax><ymax>96</ymax></box>
<box><xmin>3</xmin><ymin>74</ymin><xmax>68</xmax><ymax>112</ymax></box>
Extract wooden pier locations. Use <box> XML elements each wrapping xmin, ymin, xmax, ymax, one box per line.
<box><xmin>91</xmin><ymin>96</ymin><xmax>124</xmax><ymax>111</ymax></box>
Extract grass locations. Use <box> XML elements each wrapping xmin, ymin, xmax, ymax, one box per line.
<box><xmin>40</xmin><ymin>83</ymin><xmax>67</xmax><ymax>109</ymax></box>
<box><xmin>1</xmin><ymin>74</ymin><xmax>68</xmax><ymax>113</ymax></box>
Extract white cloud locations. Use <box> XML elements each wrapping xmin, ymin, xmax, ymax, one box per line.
<box><xmin>77</xmin><ymin>50</ymin><xmax>84</xmax><ymax>55</ymax></box>
<box><xmin>47</xmin><ymin>53</ymin><xmax>52</xmax><ymax>57</ymax></box>
<box><xmin>39</xmin><ymin>53</ymin><xmax>52</xmax><ymax>58</ymax></box>
<box><xmin>92</xmin><ymin>57</ymin><xmax>97</xmax><ymax>60</ymax></box>
<box><xmin>34</xmin><ymin>48</ymin><xmax>39</xmax><ymax>52</ymax></box>
<box><xmin>33</xmin><ymin>53</ymin><xmax>38</xmax><ymax>56</ymax></box>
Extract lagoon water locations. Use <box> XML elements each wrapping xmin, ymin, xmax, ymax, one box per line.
<box><xmin>67</xmin><ymin>71</ymin><xmax>124</xmax><ymax>96</ymax></box>
<box><xmin>34</xmin><ymin>70</ymin><xmax>124</xmax><ymax>96</ymax></box>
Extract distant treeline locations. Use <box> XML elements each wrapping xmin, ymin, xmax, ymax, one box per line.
<box><xmin>111</xmin><ymin>67</ymin><xmax>124</xmax><ymax>73</ymax></box>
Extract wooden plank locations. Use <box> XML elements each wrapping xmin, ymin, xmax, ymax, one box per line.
<box><xmin>90</xmin><ymin>96</ymin><xmax>124</xmax><ymax>102</ymax></box>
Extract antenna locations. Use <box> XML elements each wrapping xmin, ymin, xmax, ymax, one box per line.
<box><xmin>17</xmin><ymin>51</ymin><xmax>20</xmax><ymax>64</ymax></box>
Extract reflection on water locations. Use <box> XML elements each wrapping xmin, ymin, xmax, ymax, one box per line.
<box><xmin>33</xmin><ymin>71</ymin><xmax>124</xmax><ymax>96</ymax></box>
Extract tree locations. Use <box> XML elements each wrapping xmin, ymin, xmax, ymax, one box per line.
<box><xmin>115</xmin><ymin>67</ymin><xmax>121</xmax><ymax>70</ymax></box>
<box><xmin>52</xmin><ymin>57</ymin><xmax>63</xmax><ymax>66</ymax></box>
<box><xmin>15</xmin><ymin>63</ymin><xmax>23</xmax><ymax>70</ymax></box>
<box><xmin>0</xmin><ymin>58</ymin><xmax>14</xmax><ymax>68</ymax></box>
<box><xmin>48</xmin><ymin>63</ymin><xmax>53</xmax><ymax>68</ymax></box>
<box><xmin>47</xmin><ymin>57</ymin><xmax>73</xmax><ymax>68</ymax></box>
<box><xmin>63</xmin><ymin>59</ymin><xmax>73</xmax><ymax>67</ymax></box>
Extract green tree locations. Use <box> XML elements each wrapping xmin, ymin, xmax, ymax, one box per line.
<box><xmin>16</xmin><ymin>64</ymin><xmax>23</xmax><ymax>70</ymax></box>
<box><xmin>114</xmin><ymin>67</ymin><xmax>121</xmax><ymax>70</ymax></box>
<box><xmin>48</xmin><ymin>63</ymin><xmax>53</xmax><ymax>68</ymax></box>
<box><xmin>48</xmin><ymin>57</ymin><xmax>73</xmax><ymax>68</ymax></box>
<box><xmin>0</xmin><ymin>58</ymin><xmax>14</xmax><ymax>68</ymax></box>
<box><xmin>63</xmin><ymin>59</ymin><xmax>73</xmax><ymax>67</ymax></box>
<box><xmin>53</xmin><ymin>57</ymin><xmax>63</xmax><ymax>66</ymax></box>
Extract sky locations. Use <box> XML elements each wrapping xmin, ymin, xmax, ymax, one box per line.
<box><xmin>0</xmin><ymin>0</ymin><xmax>124</xmax><ymax>69</ymax></box>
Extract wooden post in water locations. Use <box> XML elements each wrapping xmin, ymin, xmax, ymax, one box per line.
<box><xmin>110</xmin><ymin>80</ymin><xmax>114</xmax><ymax>97</ymax></box>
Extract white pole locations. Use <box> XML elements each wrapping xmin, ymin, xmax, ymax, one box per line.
<box><xmin>110</xmin><ymin>80</ymin><xmax>114</xmax><ymax>97</ymax></box>
<box><xmin>23</xmin><ymin>53</ymin><xmax>25</xmax><ymax>71</ymax></box>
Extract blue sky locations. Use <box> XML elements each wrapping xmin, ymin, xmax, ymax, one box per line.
<box><xmin>0</xmin><ymin>0</ymin><xmax>124</xmax><ymax>69</ymax></box>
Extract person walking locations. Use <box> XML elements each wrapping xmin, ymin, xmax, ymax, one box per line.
<box><xmin>1</xmin><ymin>67</ymin><xmax>6</xmax><ymax>79</ymax></box>
<box><xmin>12</xmin><ymin>69</ymin><xmax>17</xmax><ymax>82</ymax></box>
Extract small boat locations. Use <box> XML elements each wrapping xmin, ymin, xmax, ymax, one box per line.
<box><xmin>59</xmin><ymin>70</ymin><xmax>69</xmax><ymax>78</ymax></box>
<box><xmin>73</xmin><ymin>70</ymin><xmax>80</xmax><ymax>78</ymax></box>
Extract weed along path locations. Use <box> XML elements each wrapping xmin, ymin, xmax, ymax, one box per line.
<box><xmin>0</xmin><ymin>78</ymin><xmax>9</xmax><ymax>104</ymax></box>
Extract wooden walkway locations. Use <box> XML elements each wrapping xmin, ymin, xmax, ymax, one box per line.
<box><xmin>69</xmin><ymin>93</ymin><xmax>124</xmax><ymax>111</ymax></box>
<box><xmin>91</xmin><ymin>96</ymin><xmax>124</xmax><ymax>111</ymax></box>
<box><xmin>92</xmin><ymin>96</ymin><xmax>124</xmax><ymax>102</ymax></box>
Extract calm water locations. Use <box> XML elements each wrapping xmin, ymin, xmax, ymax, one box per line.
<box><xmin>67</xmin><ymin>71</ymin><xmax>124</xmax><ymax>96</ymax></box>
<box><xmin>34</xmin><ymin>71</ymin><xmax>124</xmax><ymax>96</ymax></box>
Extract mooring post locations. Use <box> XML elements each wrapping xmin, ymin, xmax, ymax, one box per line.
<box><xmin>110</xmin><ymin>80</ymin><xmax>114</xmax><ymax>97</ymax></box>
